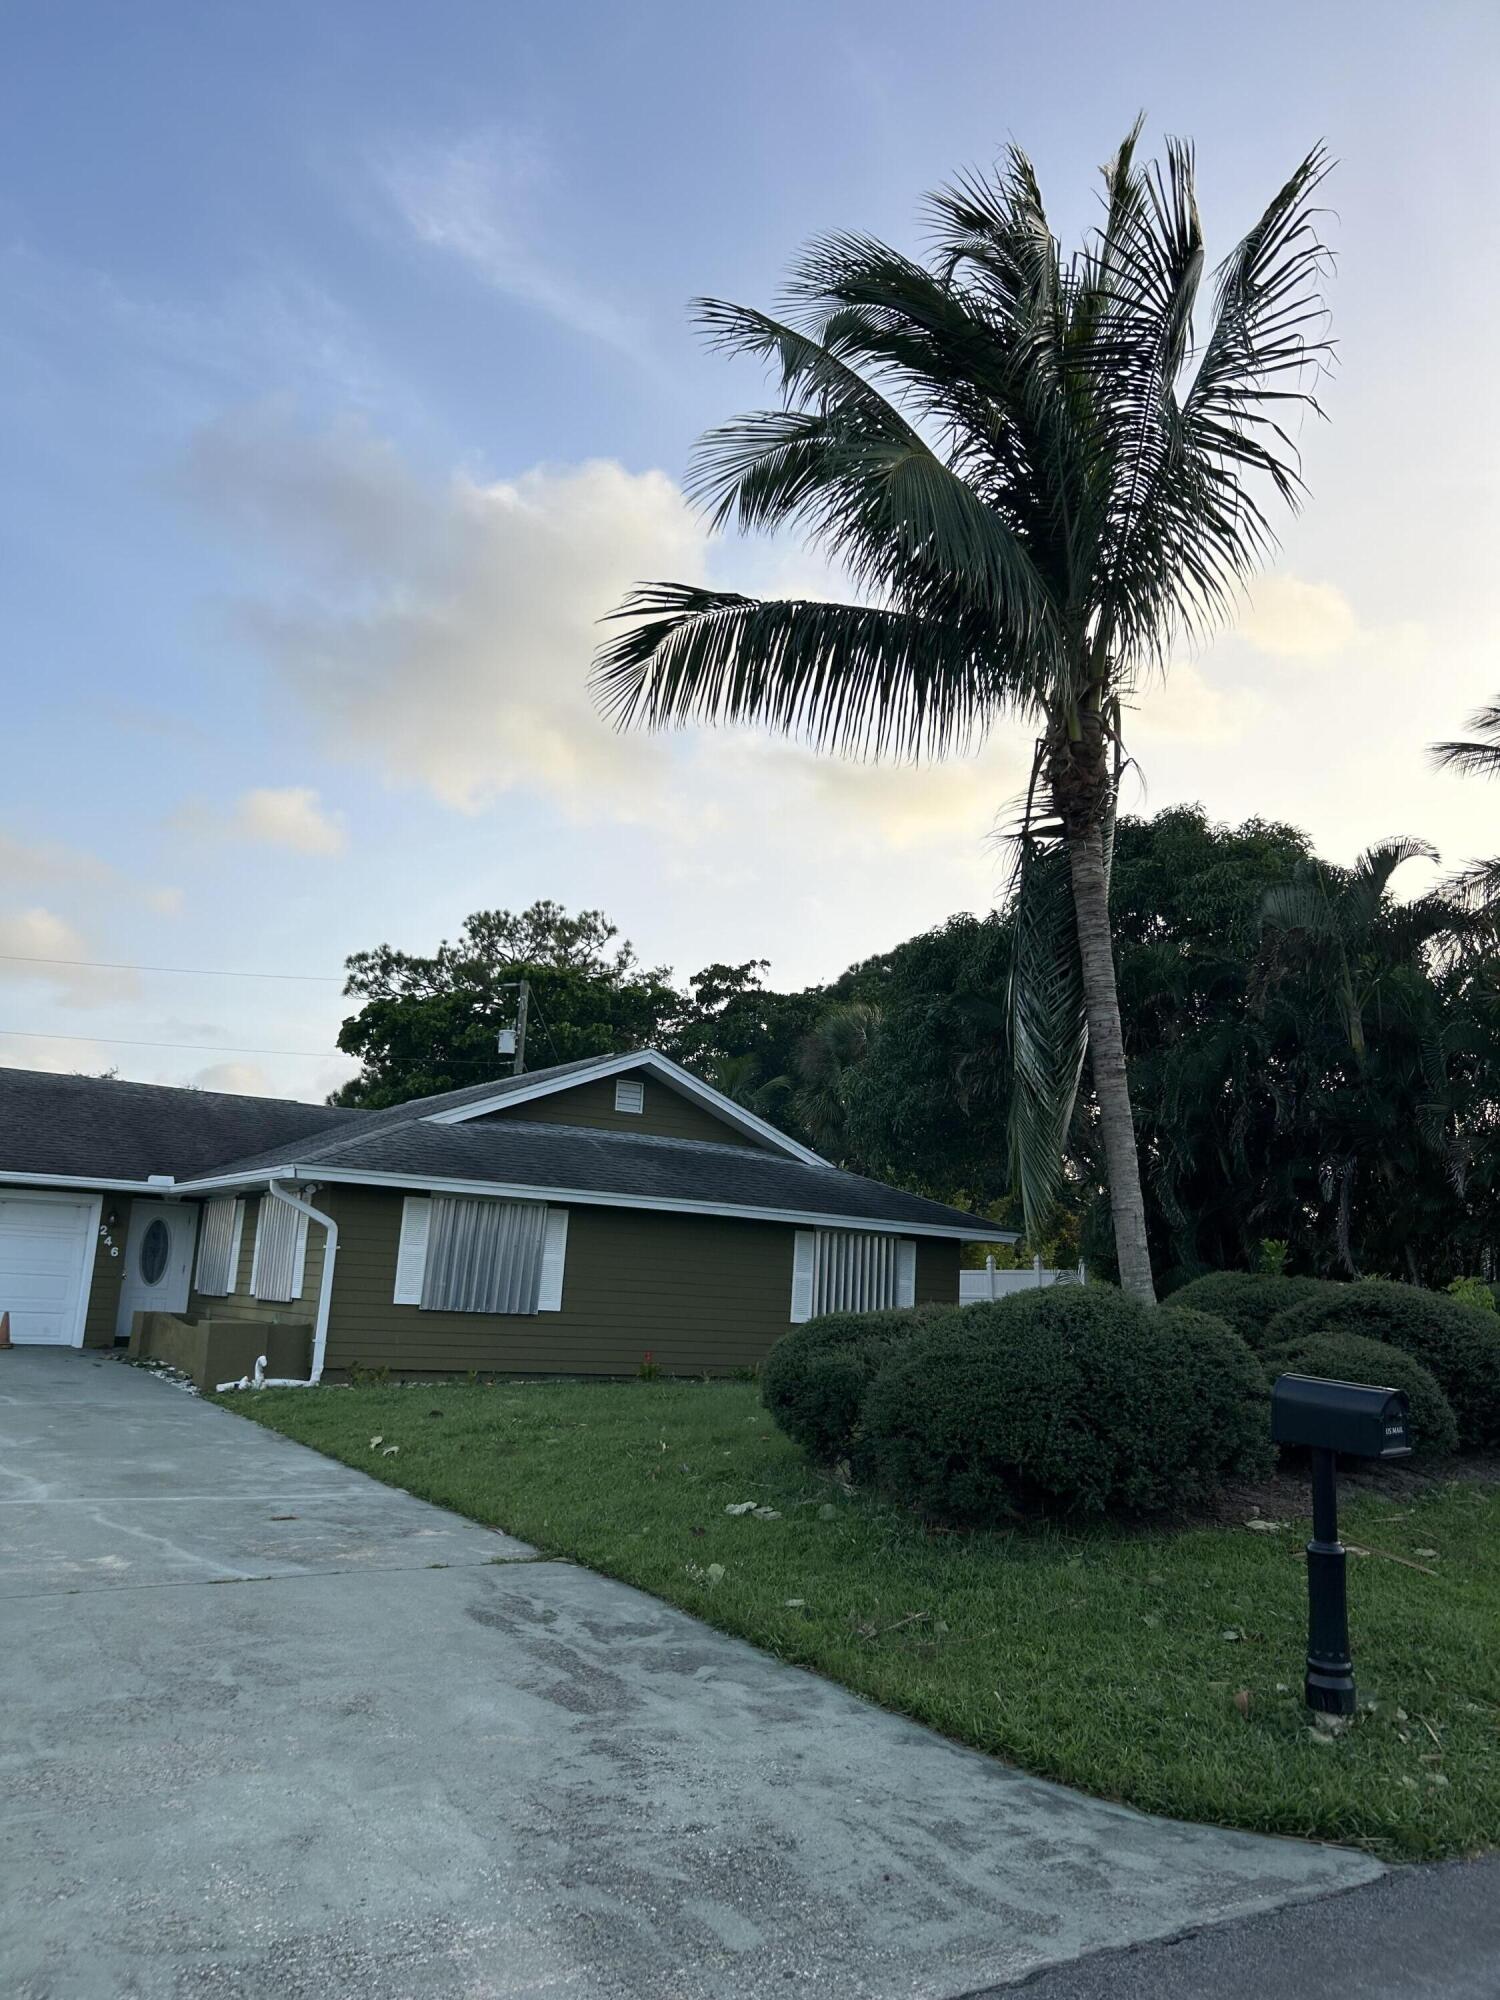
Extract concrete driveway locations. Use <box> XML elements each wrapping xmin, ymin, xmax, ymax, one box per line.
<box><xmin>2</xmin><ymin>1350</ymin><xmax>1384</xmax><ymax>1999</ymax></box>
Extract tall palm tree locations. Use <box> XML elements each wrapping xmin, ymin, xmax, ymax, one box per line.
<box><xmin>593</xmin><ymin>126</ymin><xmax>1333</xmax><ymax>1301</ymax></box>
<box><xmin>1431</xmin><ymin>698</ymin><xmax>1500</xmax><ymax>913</ymax></box>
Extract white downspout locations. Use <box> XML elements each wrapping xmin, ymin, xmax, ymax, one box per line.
<box><xmin>266</xmin><ymin>1177</ymin><xmax>338</xmax><ymax>1385</ymax></box>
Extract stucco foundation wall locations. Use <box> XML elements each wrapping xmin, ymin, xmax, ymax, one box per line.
<box><xmin>129</xmin><ymin>1311</ymin><xmax>312</xmax><ymax>1392</ymax></box>
<box><xmin>318</xmin><ymin>1186</ymin><xmax>959</xmax><ymax>1378</ymax></box>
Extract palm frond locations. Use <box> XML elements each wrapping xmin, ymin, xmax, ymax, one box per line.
<box><xmin>1006</xmin><ymin>833</ymin><xmax>1088</xmax><ymax>1232</ymax></box>
<box><xmin>1429</xmin><ymin>699</ymin><xmax>1500</xmax><ymax>779</ymax></box>
<box><xmin>1349</xmin><ymin>834</ymin><xmax>1440</xmax><ymax>924</ymax></box>
<box><xmin>1450</xmin><ymin>856</ymin><xmax>1500</xmax><ymax>915</ymax></box>
<box><xmin>686</xmin><ymin>401</ymin><xmax>1055</xmax><ymax>644</ymax></box>
<box><xmin>593</xmin><ymin>584</ymin><xmax>1012</xmax><ymax>757</ymax></box>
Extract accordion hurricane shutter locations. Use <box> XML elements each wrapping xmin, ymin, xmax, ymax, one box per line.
<box><xmin>194</xmin><ymin>1197</ymin><xmax>243</xmax><ymax>1295</ymax></box>
<box><xmin>790</xmin><ymin>1229</ymin><xmax>919</xmax><ymax>1320</ymax></box>
<box><xmin>420</xmin><ymin>1197</ymin><xmax>549</xmax><ymax>1314</ymax></box>
<box><xmin>250</xmin><ymin>1198</ymin><xmax>308</xmax><ymax>1303</ymax></box>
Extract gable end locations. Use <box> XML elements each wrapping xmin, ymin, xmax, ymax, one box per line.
<box><xmin>472</xmin><ymin>1075</ymin><xmax>759</xmax><ymax>1146</ymax></box>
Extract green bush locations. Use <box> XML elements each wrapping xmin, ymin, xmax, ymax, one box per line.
<box><xmin>859</xmin><ymin>1288</ymin><xmax>1271</xmax><ymax>1523</ymax></box>
<box><xmin>1170</xmin><ymin>1272</ymin><xmax>1343</xmax><ymax>1352</ymax></box>
<box><xmin>761</xmin><ymin>1304</ymin><xmax>949</xmax><ymax>1463</ymax></box>
<box><xmin>1264</xmin><ymin>1330</ymin><xmax>1459</xmax><ymax>1459</ymax></box>
<box><xmin>1446</xmin><ymin>1277</ymin><xmax>1497</xmax><ymax>1315</ymax></box>
<box><xmin>1266</xmin><ymin>1282</ymin><xmax>1500</xmax><ymax>1450</ymax></box>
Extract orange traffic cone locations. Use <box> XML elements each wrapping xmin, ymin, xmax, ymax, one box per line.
<box><xmin>0</xmin><ymin>1312</ymin><xmax>11</xmax><ymax>1350</ymax></box>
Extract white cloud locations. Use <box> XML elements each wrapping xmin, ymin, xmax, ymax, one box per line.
<box><xmin>181</xmin><ymin>409</ymin><xmax>1060</xmax><ymax>892</ymax></box>
<box><xmin>189</xmin><ymin>1060</ymin><xmax>275</xmax><ymax>1096</ymax></box>
<box><xmin>0</xmin><ymin>828</ymin><xmax>180</xmax><ymax>916</ymax></box>
<box><xmin>0</xmin><ymin>1034</ymin><xmax>116</xmax><ymax>1077</ymax></box>
<box><xmin>377</xmin><ymin>130</ymin><xmax>648</xmax><ymax>362</ymax></box>
<box><xmin>1236</xmin><ymin>575</ymin><xmax>1360</xmax><ymax>659</ymax></box>
<box><xmin>1130</xmin><ymin>661</ymin><xmax>1264</xmax><ymax>746</ymax></box>
<box><xmin>0</xmin><ymin>908</ymin><xmax>135</xmax><ymax>1008</ymax></box>
<box><xmin>227</xmin><ymin>787</ymin><xmax>347</xmax><ymax>856</ymax></box>
<box><xmin>191</xmin><ymin>408</ymin><xmax>708</xmax><ymax>813</ymax></box>
<box><xmin>731</xmin><ymin>740</ymin><xmax>1019</xmax><ymax>853</ymax></box>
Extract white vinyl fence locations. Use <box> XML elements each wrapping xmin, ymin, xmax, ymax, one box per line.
<box><xmin>960</xmin><ymin>1254</ymin><xmax>1087</xmax><ymax>1304</ymax></box>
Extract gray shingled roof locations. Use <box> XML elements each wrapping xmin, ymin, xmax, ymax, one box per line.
<box><xmin>0</xmin><ymin>1055</ymin><xmax>1008</xmax><ymax>1236</ymax></box>
<box><xmin>194</xmin><ymin>1116</ymin><xmax>1002</xmax><ymax>1235</ymax></box>
<box><xmin>0</xmin><ymin>1068</ymin><xmax>363</xmax><ymax>1182</ymax></box>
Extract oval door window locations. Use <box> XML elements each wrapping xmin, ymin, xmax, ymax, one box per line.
<box><xmin>139</xmin><ymin>1218</ymin><xmax>171</xmax><ymax>1286</ymax></box>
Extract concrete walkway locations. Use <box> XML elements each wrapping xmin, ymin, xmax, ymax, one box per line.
<box><xmin>3</xmin><ymin>1351</ymin><xmax>1382</xmax><ymax>1999</ymax></box>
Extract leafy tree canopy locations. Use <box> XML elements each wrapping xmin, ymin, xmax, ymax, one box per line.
<box><xmin>332</xmin><ymin>902</ymin><xmax>680</xmax><ymax>1107</ymax></box>
<box><xmin>328</xmin><ymin>818</ymin><xmax>1497</xmax><ymax>1289</ymax></box>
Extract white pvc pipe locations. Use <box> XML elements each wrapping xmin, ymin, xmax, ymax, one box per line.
<box><xmin>216</xmin><ymin>1353</ymin><xmax>315</xmax><ymax>1392</ymax></box>
<box><xmin>265</xmin><ymin>1178</ymin><xmax>339</xmax><ymax>1384</ymax></box>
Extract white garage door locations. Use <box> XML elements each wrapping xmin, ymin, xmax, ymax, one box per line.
<box><xmin>0</xmin><ymin>1195</ymin><xmax>97</xmax><ymax>1346</ymax></box>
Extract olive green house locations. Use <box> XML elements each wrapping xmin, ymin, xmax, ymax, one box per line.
<box><xmin>0</xmin><ymin>1053</ymin><xmax>1012</xmax><ymax>1383</ymax></box>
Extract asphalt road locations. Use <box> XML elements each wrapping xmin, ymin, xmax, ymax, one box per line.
<box><xmin>997</xmin><ymin>1854</ymin><xmax>1500</xmax><ymax>1999</ymax></box>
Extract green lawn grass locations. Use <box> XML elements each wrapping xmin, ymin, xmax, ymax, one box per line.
<box><xmin>224</xmin><ymin>1378</ymin><xmax>1500</xmax><ymax>1859</ymax></box>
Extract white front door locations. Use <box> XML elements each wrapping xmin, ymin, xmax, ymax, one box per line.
<box><xmin>0</xmin><ymin>1194</ymin><xmax>99</xmax><ymax>1345</ymax></box>
<box><xmin>116</xmin><ymin>1200</ymin><xmax>197</xmax><ymax>1338</ymax></box>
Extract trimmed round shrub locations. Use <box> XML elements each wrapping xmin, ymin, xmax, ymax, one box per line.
<box><xmin>761</xmin><ymin>1304</ymin><xmax>951</xmax><ymax>1463</ymax></box>
<box><xmin>1264</xmin><ymin>1330</ymin><xmax>1458</xmax><ymax>1459</ymax></box>
<box><xmin>1265</xmin><ymin>1282</ymin><xmax>1500</xmax><ymax>1450</ymax></box>
<box><xmin>859</xmin><ymin>1288</ymin><xmax>1272</xmax><ymax>1523</ymax></box>
<box><xmin>1170</xmin><ymin>1272</ymin><xmax>1342</xmax><ymax>1352</ymax></box>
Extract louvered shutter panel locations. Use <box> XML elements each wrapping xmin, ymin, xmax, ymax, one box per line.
<box><xmin>896</xmin><ymin>1238</ymin><xmax>917</xmax><ymax>1307</ymax></box>
<box><xmin>226</xmin><ymin>1200</ymin><xmax>245</xmax><ymax>1293</ymax></box>
<box><xmin>790</xmin><ymin>1230</ymin><xmax>816</xmax><ymax>1322</ymax></box>
<box><xmin>251</xmin><ymin>1200</ymin><xmax>310</xmax><ymax>1303</ymax></box>
<box><xmin>393</xmin><ymin>1196</ymin><xmax>431</xmax><ymax>1305</ymax></box>
<box><xmin>537</xmin><ymin>1208</ymin><xmax>569</xmax><ymax>1312</ymax></box>
<box><xmin>194</xmin><ymin>1197</ymin><xmax>244</xmax><ymax>1296</ymax></box>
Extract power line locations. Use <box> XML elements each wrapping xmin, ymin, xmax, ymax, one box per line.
<box><xmin>0</xmin><ymin>1025</ymin><xmax>520</xmax><ymax>1068</ymax></box>
<box><xmin>0</xmin><ymin>952</ymin><xmax>340</xmax><ymax>983</ymax></box>
<box><xmin>0</xmin><ymin>1027</ymin><xmax>346</xmax><ymax>1059</ymax></box>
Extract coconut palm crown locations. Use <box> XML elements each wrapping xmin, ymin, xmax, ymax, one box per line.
<box><xmin>1431</xmin><ymin>698</ymin><xmax>1500</xmax><ymax>914</ymax></box>
<box><xmin>593</xmin><ymin>124</ymin><xmax>1333</xmax><ymax>1300</ymax></box>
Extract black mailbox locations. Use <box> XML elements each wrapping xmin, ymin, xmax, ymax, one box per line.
<box><xmin>1270</xmin><ymin>1374</ymin><xmax>1412</xmax><ymax>1459</ymax></box>
<box><xmin>1271</xmin><ymin>1372</ymin><xmax>1413</xmax><ymax>1718</ymax></box>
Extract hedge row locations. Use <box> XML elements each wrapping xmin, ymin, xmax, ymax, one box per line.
<box><xmin>762</xmin><ymin>1271</ymin><xmax>1493</xmax><ymax>1523</ymax></box>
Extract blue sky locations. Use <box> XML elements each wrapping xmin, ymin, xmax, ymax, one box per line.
<box><xmin>2</xmin><ymin>1</ymin><xmax>1496</xmax><ymax>1100</ymax></box>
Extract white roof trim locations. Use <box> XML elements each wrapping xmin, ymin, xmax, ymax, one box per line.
<box><xmin>0</xmin><ymin>1170</ymin><xmax>172</xmax><ymax>1194</ymax></box>
<box><xmin>172</xmin><ymin>1161</ymin><xmax>1016</xmax><ymax>1243</ymax></box>
<box><xmin>425</xmin><ymin>1048</ymin><xmax>829</xmax><ymax>1167</ymax></box>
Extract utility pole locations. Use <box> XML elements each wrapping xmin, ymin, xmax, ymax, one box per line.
<box><xmin>513</xmin><ymin>977</ymin><xmax>529</xmax><ymax>1076</ymax></box>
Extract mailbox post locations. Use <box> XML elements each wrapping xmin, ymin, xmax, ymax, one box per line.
<box><xmin>1270</xmin><ymin>1374</ymin><xmax>1412</xmax><ymax>1716</ymax></box>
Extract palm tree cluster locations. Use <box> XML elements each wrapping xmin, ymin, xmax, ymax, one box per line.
<box><xmin>595</xmin><ymin>123</ymin><xmax>1333</xmax><ymax>1301</ymax></box>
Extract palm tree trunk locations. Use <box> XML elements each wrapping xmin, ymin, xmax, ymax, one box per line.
<box><xmin>1067</xmin><ymin>822</ymin><xmax>1157</xmax><ymax>1303</ymax></box>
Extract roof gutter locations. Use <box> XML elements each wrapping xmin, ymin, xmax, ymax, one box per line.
<box><xmin>265</xmin><ymin>1178</ymin><xmax>338</xmax><ymax>1384</ymax></box>
<box><xmin>0</xmin><ymin>1170</ymin><xmax>177</xmax><ymax>1193</ymax></box>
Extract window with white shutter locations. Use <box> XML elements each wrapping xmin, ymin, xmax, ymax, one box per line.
<box><xmin>392</xmin><ymin>1195</ymin><xmax>567</xmax><ymax>1315</ymax></box>
<box><xmin>250</xmin><ymin>1197</ymin><xmax>308</xmax><ymax>1303</ymax></box>
<box><xmin>614</xmin><ymin>1078</ymin><xmax>645</xmax><ymax>1114</ymax></box>
<box><xmin>194</xmin><ymin>1197</ymin><xmax>245</xmax><ymax>1296</ymax></box>
<box><xmin>393</xmin><ymin>1196</ymin><xmax>431</xmax><ymax>1304</ymax></box>
<box><xmin>789</xmin><ymin>1229</ymin><xmax>916</xmax><ymax>1321</ymax></box>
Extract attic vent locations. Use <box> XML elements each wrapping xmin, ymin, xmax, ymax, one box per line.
<box><xmin>614</xmin><ymin>1078</ymin><xmax>645</xmax><ymax>1115</ymax></box>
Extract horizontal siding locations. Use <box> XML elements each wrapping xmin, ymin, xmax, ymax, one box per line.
<box><xmin>186</xmin><ymin>1194</ymin><xmax>321</xmax><ymax>1328</ymax></box>
<box><xmin>480</xmin><ymin>1074</ymin><xmax>758</xmax><ymax>1146</ymax></box>
<box><xmin>319</xmin><ymin>1188</ymin><xmax>960</xmax><ymax>1378</ymax></box>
